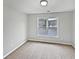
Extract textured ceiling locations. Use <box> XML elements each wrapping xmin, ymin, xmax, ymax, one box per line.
<box><xmin>4</xmin><ymin>0</ymin><xmax>75</xmax><ymax>14</ymax></box>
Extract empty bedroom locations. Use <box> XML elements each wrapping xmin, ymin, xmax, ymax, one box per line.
<box><xmin>3</xmin><ymin>0</ymin><xmax>75</xmax><ymax>59</ymax></box>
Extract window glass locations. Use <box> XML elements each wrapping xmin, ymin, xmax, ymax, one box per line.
<box><xmin>38</xmin><ymin>17</ymin><xmax>58</xmax><ymax>37</ymax></box>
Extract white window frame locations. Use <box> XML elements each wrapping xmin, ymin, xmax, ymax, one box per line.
<box><xmin>36</xmin><ymin>17</ymin><xmax>59</xmax><ymax>38</ymax></box>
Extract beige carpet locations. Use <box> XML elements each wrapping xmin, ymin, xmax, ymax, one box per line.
<box><xmin>5</xmin><ymin>41</ymin><xmax>75</xmax><ymax>59</ymax></box>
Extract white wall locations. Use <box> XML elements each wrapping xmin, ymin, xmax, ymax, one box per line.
<box><xmin>72</xmin><ymin>11</ymin><xmax>75</xmax><ymax>47</ymax></box>
<box><xmin>28</xmin><ymin>11</ymin><xmax>74</xmax><ymax>45</ymax></box>
<box><xmin>3</xmin><ymin>6</ymin><xmax>28</xmax><ymax>56</ymax></box>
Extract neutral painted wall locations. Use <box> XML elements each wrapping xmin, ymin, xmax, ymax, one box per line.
<box><xmin>28</xmin><ymin>11</ymin><xmax>74</xmax><ymax>45</ymax></box>
<box><xmin>3</xmin><ymin>6</ymin><xmax>28</xmax><ymax>56</ymax></box>
<box><xmin>72</xmin><ymin>11</ymin><xmax>75</xmax><ymax>47</ymax></box>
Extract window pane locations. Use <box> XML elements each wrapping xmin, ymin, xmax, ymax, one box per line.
<box><xmin>39</xmin><ymin>27</ymin><xmax>48</xmax><ymax>35</ymax></box>
<box><xmin>48</xmin><ymin>20</ymin><xmax>57</xmax><ymax>27</ymax></box>
<box><xmin>38</xmin><ymin>19</ymin><xmax>47</xmax><ymax>35</ymax></box>
<box><xmin>39</xmin><ymin>19</ymin><xmax>46</xmax><ymax>28</ymax></box>
<box><xmin>48</xmin><ymin>27</ymin><xmax>57</xmax><ymax>36</ymax></box>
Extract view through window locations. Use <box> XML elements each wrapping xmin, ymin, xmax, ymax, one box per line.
<box><xmin>37</xmin><ymin>17</ymin><xmax>58</xmax><ymax>37</ymax></box>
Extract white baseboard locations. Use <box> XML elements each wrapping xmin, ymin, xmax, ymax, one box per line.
<box><xmin>3</xmin><ymin>40</ymin><xmax>27</xmax><ymax>58</ymax></box>
<box><xmin>28</xmin><ymin>38</ymin><xmax>72</xmax><ymax>45</ymax></box>
<box><xmin>72</xmin><ymin>43</ymin><xmax>75</xmax><ymax>48</ymax></box>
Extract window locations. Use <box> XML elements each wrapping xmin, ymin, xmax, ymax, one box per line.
<box><xmin>37</xmin><ymin>17</ymin><xmax>58</xmax><ymax>37</ymax></box>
